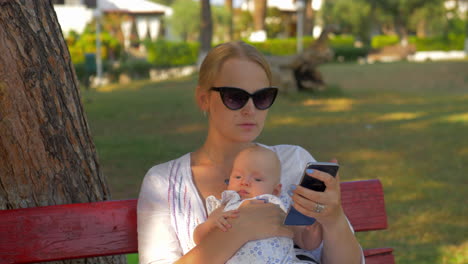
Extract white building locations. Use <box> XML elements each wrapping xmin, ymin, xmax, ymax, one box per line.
<box><xmin>53</xmin><ymin>0</ymin><xmax>172</xmax><ymax>42</ymax></box>
<box><xmin>240</xmin><ymin>0</ymin><xmax>324</xmax><ymax>41</ymax></box>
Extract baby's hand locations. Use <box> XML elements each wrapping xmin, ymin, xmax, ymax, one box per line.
<box><xmin>208</xmin><ymin>207</ymin><xmax>239</xmax><ymax>232</ymax></box>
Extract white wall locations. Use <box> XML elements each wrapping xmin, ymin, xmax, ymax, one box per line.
<box><xmin>53</xmin><ymin>5</ymin><xmax>94</xmax><ymax>35</ymax></box>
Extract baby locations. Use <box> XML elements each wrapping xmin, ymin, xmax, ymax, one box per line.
<box><xmin>194</xmin><ymin>145</ymin><xmax>322</xmax><ymax>263</ymax></box>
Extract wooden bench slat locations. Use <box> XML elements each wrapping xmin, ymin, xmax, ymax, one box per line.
<box><xmin>0</xmin><ymin>200</ymin><xmax>138</xmax><ymax>264</ymax></box>
<box><xmin>341</xmin><ymin>179</ymin><xmax>388</xmax><ymax>232</ymax></box>
<box><xmin>0</xmin><ymin>180</ymin><xmax>393</xmax><ymax>264</ymax></box>
<box><xmin>363</xmin><ymin>248</ymin><xmax>395</xmax><ymax>264</ymax></box>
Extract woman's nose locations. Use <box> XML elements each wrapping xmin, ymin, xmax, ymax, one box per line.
<box><xmin>240</xmin><ymin>98</ymin><xmax>255</xmax><ymax>115</ymax></box>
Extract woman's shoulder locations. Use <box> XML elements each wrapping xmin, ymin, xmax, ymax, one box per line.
<box><xmin>142</xmin><ymin>153</ymin><xmax>191</xmax><ymax>184</ymax></box>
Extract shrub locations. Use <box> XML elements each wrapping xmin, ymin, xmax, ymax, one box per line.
<box><xmin>247</xmin><ymin>37</ymin><xmax>315</xmax><ymax>56</ymax></box>
<box><xmin>146</xmin><ymin>40</ymin><xmax>199</xmax><ymax>67</ymax></box>
<box><xmin>409</xmin><ymin>35</ymin><xmax>465</xmax><ymax>51</ymax></box>
<box><xmin>371</xmin><ymin>35</ymin><xmax>399</xmax><ymax>49</ymax></box>
<box><xmin>333</xmin><ymin>46</ymin><xmax>370</xmax><ymax>61</ymax></box>
<box><xmin>329</xmin><ymin>34</ymin><xmax>355</xmax><ymax>47</ymax></box>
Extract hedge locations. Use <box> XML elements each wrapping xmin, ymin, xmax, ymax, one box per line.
<box><xmin>248</xmin><ymin>35</ymin><xmax>369</xmax><ymax>61</ymax></box>
<box><xmin>145</xmin><ymin>40</ymin><xmax>199</xmax><ymax>67</ymax></box>
<box><xmin>371</xmin><ymin>35</ymin><xmax>400</xmax><ymax>49</ymax></box>
<box><xmin>370</xmin><ymin>34</ymin><xmax>465</xmax><ymax>51</ymax></box>
<box><xmin>408</xmin><ymin>35</ymin><xmax>465</xmax><ymax>51</ymax></box>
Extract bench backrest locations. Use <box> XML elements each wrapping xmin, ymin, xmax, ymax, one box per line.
<box><xmin>0</xmin><ymin>179</ymin><xmax>387</xmax><ymax>264</ymax></box>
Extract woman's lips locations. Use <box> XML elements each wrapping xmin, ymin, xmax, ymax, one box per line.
<box><xmin>238</xmin><ymin>123</ymin><xmax>256</xmax><ymax>129</ymax></box>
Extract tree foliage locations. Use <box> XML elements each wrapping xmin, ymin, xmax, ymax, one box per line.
<box><xmin>322</xmin><ymin>0</ymin><xmax>372</xmax><ymax>42</ymax></box>
<box><xmin>166</xmin><ymin>0</ymin><xmax>231</xmax><ymax>43</ymax></box>
<box><xmin>321</xmin><ymin>0</ymin><xmax>464</xmax><ymax>44</ymax></box>
<box><xmin>167</xmin><ymin>0</ymin><xmax>200</xmax><ymax>42</ymax></box>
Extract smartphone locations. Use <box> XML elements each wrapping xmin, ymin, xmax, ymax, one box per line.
<box><xmin>298</xmin><ymin>162</ymin><xmax>340</xmax><ymax>192</ymax></box>
<box><xmin>284</xmin><ymin>162</ymin><xmax>340</xmax><ymax>226</ymax></box>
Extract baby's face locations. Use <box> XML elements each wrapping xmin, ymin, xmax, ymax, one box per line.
<box><xmin>227</xmin><ymin>150</ymin><xmax>281</xmax><ymax>199</ymax></box>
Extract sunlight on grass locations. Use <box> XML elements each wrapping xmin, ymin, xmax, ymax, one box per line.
<box><xmin>393</xmin><ymin>210</ymin><xmax>453</xmax><ymax>243</ymax></box>
<box><xmin>375</xmin><ymin>112</ymin><xmax>424</xmax><ymax>122</ymax></box>
<box><xmin>400</xmin><ymin>120</ymin><xmax>433</xmax><ymax>130</ymax></box>
<box><xmin>440</xmin><ymin>113</ymin><xmax>468</xmax><ymax>123</ymax></box>
<box><xmin>95</xmin><ymin>79</ymin><xmax>160</xmax><ymax>93</ymax></box>
<box><xmin>439</xmin><ymin>241</ymin><xmax>468</xmax><ymax>264</ymax></box>
<box><xmin>269</xmin><ymin>116</ymin><xmax>308</xmax><ymax>126</ymax></box>
<box><xmin>175</xmin><ymin>123</ymin><xmax>206</xmax><ymax>133</ymax></box>
<box><xmin>458</xmin><ymin>147</ymin><xmax>468</xmax><ymax>155</ymax></box>
<box><xmin>348</xmin><ymin>149</ymin><xmax>400</xmax><ymax>162</ymax></box>
<box><xmin>302</xmin><ymin>98</ymin><xmax>355</xmax><ymax>112</ymax></box>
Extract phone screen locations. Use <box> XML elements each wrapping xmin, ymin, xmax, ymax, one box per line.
<box><xmin>300</xmin><ymin>162</ymin><xmax>339</xmax><ymax>192</ymax></box>
<box><xmin>283</xmin><ymin>162</ymin><xmax>340</xmax><ymax>226</ymax></box>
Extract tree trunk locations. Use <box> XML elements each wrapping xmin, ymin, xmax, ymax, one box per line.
<box><xmin>416</xmin><ymin>19</ymin><xmax>426</xmax><ymax>38</ymax></box>
<box><xmin>395</xmin><ymin>13</ymin><xmax>408</xmax><ymax>46</ymax></box>
<box><xmin>304</xmin><ymin>0</ymin><xmax>315</xmax><ymax>36</ymax></box>
<box><xmin>225</xmin><ymin>0</ymin><xmax>234</xmax><ymax>41</ymax></box>
<box><xmin>198</xmin><ymin>0</ymin><xmax>213</xmax><ymax>66</ymax></box>
<box><xmin>253</xmin><ymin>0</ymin><xmax>267</xmax><ymax>31</ymax></box>
<box><xmin>0</xmin><ymin>1</ymin><xmax>125</xmax><ymax>263</ymax></box>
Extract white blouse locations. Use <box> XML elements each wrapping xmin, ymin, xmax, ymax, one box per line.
<box><xmin>206</xmin><ymin>191</ymin><xmax>314</xmax><ymax>264</ymax></box>
<box><xmin>137</xmin><ymin>144</ymin><xmax>341</xmax><ymax>264</ymax></box>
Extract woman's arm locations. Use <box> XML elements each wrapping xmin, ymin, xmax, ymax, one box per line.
<box><xmin>176</xmin><ymin>226</ymin><xmax>249</xmax><ymax>264</ymax></box>
<box><xmin>290</xmin><ymin>167</ymin><xmax>363</xmax><ymax>264</ymax></box>
<box><xmin>320</xmin><ymin>210</ymin><xmax>362</xmax><ymax>264</ymax></box>
<box><xmin>292</xmin><ymin>222</ymin><xmax>323</xmax><ymax>250</ymax></box>
<box><xmin>177</xmin><ymin>201</ymin><xmax>294</xmax><ymax>264</ymax></box>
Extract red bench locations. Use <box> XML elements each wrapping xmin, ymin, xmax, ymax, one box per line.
<box><xmin>0</xmin><ymin>179</ymin><xmax>394</xmax><ymax>264</ymax></box>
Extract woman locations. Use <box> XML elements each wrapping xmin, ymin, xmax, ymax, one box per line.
<box><xmin>137</xmin><ymin>41</ymin><xmax>363</xmax><ymax>264</ymax></box>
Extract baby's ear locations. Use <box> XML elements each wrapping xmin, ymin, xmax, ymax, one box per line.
<box><xmin>273</xmin><ymin>183</ymin><xmax>282</xmax><ymax>196</ymax></box>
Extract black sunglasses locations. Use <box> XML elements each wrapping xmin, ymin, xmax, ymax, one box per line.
<box><xmin>210</xmin><ymin>86</ymin><xmax>278</xmax><ymax>110</ymax></box>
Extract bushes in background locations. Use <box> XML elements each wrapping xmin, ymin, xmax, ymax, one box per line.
<box><xmin>248</xmin><ymin>35</ymin><xmax>369</xmax><ymax>62</ymax></box>
<box><xmin>371</xmin><ymin>35</ymin><xmax>400</xmax><ymax>49</ymax></box>
<box><xmin>72</xmin><ymin>33</ymin><xmax>465</xmax><ymax>85</ymax></box>
<box><xmin>146</xmin><ymin>40</ymin><xmax>199</xmax><ymax>67</ymax></box>
<box><xmin>408</xmin><ymin>34</ymin><xmax>465</xmax><ymax>51</ymax></box>
<box><xmin>371</xmin><ymin>34</ymin><xmax>465</xmax><ymax>51</ymax></box>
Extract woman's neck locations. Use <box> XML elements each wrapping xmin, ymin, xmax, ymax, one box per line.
<box><xmin>200</xmin><ymin>139</ymin><xmax>254</xmax><ymax>166</ymax></box>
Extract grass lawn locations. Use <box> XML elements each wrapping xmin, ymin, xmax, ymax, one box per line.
<box><xmin>82</xmin><ymin>61</ymin><xmax>468</xmax><ymax>264</ymax></box>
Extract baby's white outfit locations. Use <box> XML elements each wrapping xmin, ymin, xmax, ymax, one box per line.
<box><xmin>206</xmin><ymin>190</ymin><xmax>313</xmax><ymax>264</ymax></box>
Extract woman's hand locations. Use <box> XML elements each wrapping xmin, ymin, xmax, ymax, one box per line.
<box><xmin>290</xmin><ymin>159</ymin><xmax>345</xmax><ymax>228</ymax></box>
<box><xmin>232</xmin><ymin>200</ymin><xmax>294</xmax><ymax>242</ymax></box>
<box><xmin>290</xmin><ymin>159</ymin><xmax>363</xmax><ymax>263</ymax></box>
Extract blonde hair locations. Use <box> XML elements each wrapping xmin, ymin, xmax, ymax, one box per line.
<box><xmin>196</xmin><ymin>41</ymin><xmax>272</xmax><ymax>108</ymax></box>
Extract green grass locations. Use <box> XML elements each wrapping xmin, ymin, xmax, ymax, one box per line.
<box><xmin>82</xmin><ymin>61</ymin><xmax>468</xmax><ymax>264</ymax></box>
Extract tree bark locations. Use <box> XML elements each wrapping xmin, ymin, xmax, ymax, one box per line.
<box><xmin>253</xmin><ymin>0</ymin><xmax>267</xmax><ymax>31</ymax></box>
<box><xmin>0</xmin><ymin>1</ymin><xmax>125</xmax><ymax>263</ymax></box>
<box><xmin>199</xmin><ymin>0</ymin><xmax>213</xmax><ymax>65</ymax></box>
<box><xmin>304</xmin><ymin>0</ymin><xmax>315</xmax><ymax>36</ymax></box>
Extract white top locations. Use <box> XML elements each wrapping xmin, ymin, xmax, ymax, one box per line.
<box><xmin>137</xmin><ymin>144</ymin><xmax>363</xmax><ymax>264</ymax></box>
<box><xmin>206</xmin><ymin>190</ymin><xmax>313</xmax><ymax>264</ymax></box>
